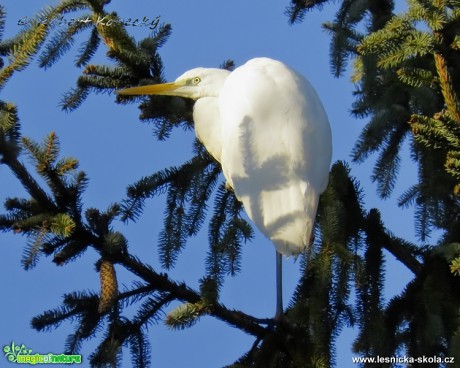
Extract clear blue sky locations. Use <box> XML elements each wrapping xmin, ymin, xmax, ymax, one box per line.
<box><xmin>1</xmin><ymin>1</ymin><xmax>415</xmax><ymax>367</ymax></box>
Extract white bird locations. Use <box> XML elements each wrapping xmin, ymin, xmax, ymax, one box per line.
<box><xmin>118</xmin><ymin>57</ymin><xmax>332</xmax><ymax>319</ymax></box>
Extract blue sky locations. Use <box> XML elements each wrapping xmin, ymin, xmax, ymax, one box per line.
<box><xmin>1</xmin><ymin>0</ymin><xmax>416</xmax><ymax>367</ymax></box>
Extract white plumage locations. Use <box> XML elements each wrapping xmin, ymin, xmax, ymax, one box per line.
<box><xmin>118</xmin><ymin>57</ymin><xmax>332</xmax><ymax>257</ymax></box>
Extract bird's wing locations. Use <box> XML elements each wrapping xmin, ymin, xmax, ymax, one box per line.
<box><xmin>219</xmin><ymin>58</ymin><xmax>332</xmax><ymax>256</ymax></box>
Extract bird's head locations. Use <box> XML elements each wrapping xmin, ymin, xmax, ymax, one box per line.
<box><xmin>117</xmin><ymin>67</ymin><xmax>230</xmax><ymax>100</ymax></box>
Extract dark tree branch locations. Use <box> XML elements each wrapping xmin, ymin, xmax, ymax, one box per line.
<box><xmin>117</xmin><ymin>253</ymin><xmax>269</xmax><ymax>338</ymax></box>
<box><xmin>382</xmin><ymin>234</ymin><xmax>423</xmax><ymax>276</ymax></box>
<box><xmin>0</xmin><ymin>150</ymin><xmax>57</xmax><ymax>212</ymax></box>
<box><xmin>1</xmin><ymin>138</ymin><xmax>269</xmax><ymax>340</ymax></box>
<box><xmin>366</xmin><ymin>209</ymin><xmax>423</xmax><ymax>275</ymax></box>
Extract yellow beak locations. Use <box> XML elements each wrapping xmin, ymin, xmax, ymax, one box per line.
<box><xmin>117</xmin><ymin>82</ymin><xmax>181</xmax><ymax>96</ymax></box>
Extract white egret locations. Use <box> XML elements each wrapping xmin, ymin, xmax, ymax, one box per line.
<box><xmin>118</xmin><ymin>57</ymin><xmax>332</xmax><ymax>320</ymax></box>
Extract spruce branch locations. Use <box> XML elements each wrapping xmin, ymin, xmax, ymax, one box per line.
<box><xmin>3</xmin><ymin>125</ymin><xmax>268</xmax><ymax>340</ymax></box>
<box><xmin>320</xmin><ymin>0</ymin><xmax>366</xmax><ymax>78</ymax></box>
<box><xmin>0</xmin><ymin>143</ymin><xmax>57</xmax><ymax>212</ymax></box>
<box><xmin>0</xmin><ymin>5</ymin><xmax>5</xmax><ymax>45</ymax></box>
<box><xmin>285</xmin><ymin>0</ymin><xmax>332</xmax><ymax>24</ymax></box>
<box><xmin>365</xmin><ymin>209</ymin><xmax>423</xmax><ymax>275</ymax></box>
<box><xmin>22</xmin><ymin>226</ymin><xmax>50</xmax><ymax>270</ymax></box>
<box><xmin>131</xmin><ymin>293</ymin><xmax>174</xmax><ymax>329</ymax></box>
<box><xmin>165</xmin><ymin>302</ymin><xmax>207</xmax><ymax>330</ymax></box>
<box><xmin>117</xmin><ymin>253</ymin><xmax>269</xmax><ymax>338</ymax></box>
<box><xmin>75</xmin><ymin>27</ymin><xmax>100</xmax><ymax>67</ymax></box>
<box><xmin>0</xmin><ymin>22</ymin><xmax>48</xmax><ymax>90</ymax></box>
<box><xmin>0</xmin><ymin>101</ymin><xmax>21</xmax><ymax>143</ymax></box>
<box><xmin>38</xmin><ymin>14</ymin><xmax>93</xmax><ymax>69</ymax></box>
<box><xmin>127</xmin><ymin>329</ymin><xmax>151</xmax><ymax>368</ymax></box>
<box><xmin>0</xmin><ymin>1</ymin><xmax>91</xmax><ymax>89</ymax></box>
<box><xmin>207</xmin><ymin>182</ymin><xmax>253</xmax><ymax>284</ymax></box>
<box><xmin>451</xmin><ymin>256</ymin><xmax>460</xmax><ymax>275</ymax></box>
<box><xmin>434</xmin><ymin>53</ymin><xmax>460</xmax><ymax>122</ymax></box>
<box><xmin>32</xmin><ymin>291</ymin><xmax>100</xmax><ymax>333</ymax></box>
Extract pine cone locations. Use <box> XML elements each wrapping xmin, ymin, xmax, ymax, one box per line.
<box><xmin>98</xmin><ymin>260</ymin><xmax>118</xmax><ymax>314</ymax></box>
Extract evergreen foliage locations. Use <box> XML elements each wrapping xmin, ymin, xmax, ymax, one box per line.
<box><xmin>1</xmin><ymin>0</ymin><xmax>460</xmax><ymax>367</ymax></box>
<box><xmin>286</xmin><ymin>0</ymin><xmax>460</xmax><ymax>365</ymax></box>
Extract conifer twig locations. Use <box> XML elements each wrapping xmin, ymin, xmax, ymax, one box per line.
<box><xmin>117</xmin><ymin>253</ymin><xmax>269</xmax><ymax>338</ymax></box>
<box><xmin>434</xmin><ymin>53</ymin><xmax>460</xmax><ymax>122</ymax></box>
<box><xmin>0</xmin><ymin>148</ymin><xmax>57</xmax><ymax>212</ymax></box>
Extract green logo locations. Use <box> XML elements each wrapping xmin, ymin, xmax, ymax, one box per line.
<box><xmin>3</xmin><ymin>342</ymin><xmax>82</xmax><ymax>365</ymax></box>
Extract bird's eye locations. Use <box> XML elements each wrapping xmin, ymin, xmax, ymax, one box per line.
<box><xmin>191</xmin><ymin>77</ymin><xmax>201</xmax><ymax>85</ymax></box>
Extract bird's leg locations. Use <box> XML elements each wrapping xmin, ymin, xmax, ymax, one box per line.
<box><xmin>275</xmin><ymin>250</ymin><xmax>283</xmax><ymax>322</ymax></box>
